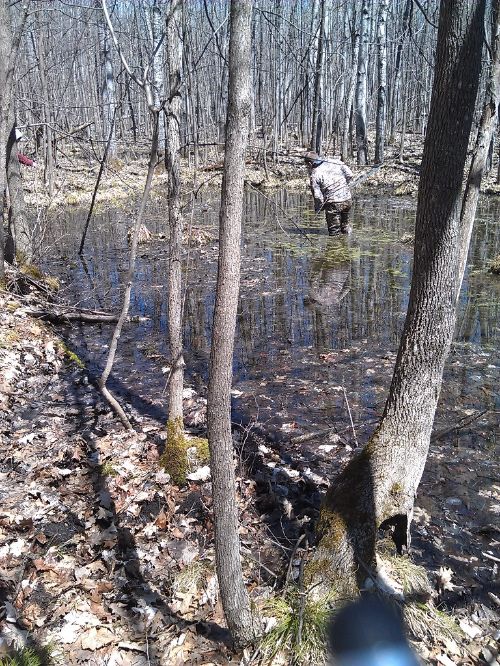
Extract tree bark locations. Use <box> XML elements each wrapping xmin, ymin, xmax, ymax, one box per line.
<box><xmin>310</xmin><ymin>0</ymin><xmax>489</xmax><ymax>594</ymax></box>
<box><xmin>0</xmin><ymin>0</ymin><xmax>26</xmax><ymax>278</ymax></box>
<box><xmin>166</xmin><ymin>0</ymin><xmax>185</xmax><ymax>423</ymax></box>
<box><xmin>6</xmin><ymin>112</ymin><xmax>32</xmax><ymax>263</ymax></box>
<box><xmin>310</xmin><ymin>0</ymin><xmax>325</xmax><ymax>154</ymax></box>
<box><xmin>389</xmin><ymin>0</ymin><xmax>412</xmax><ymax>143</ymax></box>
<box><xmin>207</xmin><ymin>0</ymin><xmax>257</xmax><ymax>648</ymax></box>
<box><xmin>374</xmin><ymin>0</ymin><xmax>388</xmax><ymax>164</ymax></box>
<box><xmin>354</xmin><ymin>0</ymin><xmax>370</xmax><ymax>165</ymax></box>
<box><xmin>97</xmin><ymin>0</ymin><xmax>116</xmax><ymax>160</ymax></box>
<box><xmin>0</xmin><ymin>0</ymin><xmax>10</xmax><ymax>281</ymax></box>
<box><xmin>341</xmin><ymin>17</ymin><xmax>359</xmax><ymax>162</ymax></box>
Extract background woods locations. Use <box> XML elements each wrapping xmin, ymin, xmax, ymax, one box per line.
<box><xmin>8</xmin><ymin>0</ymin><xmax>441</xmax><ymax>174</ymax></box>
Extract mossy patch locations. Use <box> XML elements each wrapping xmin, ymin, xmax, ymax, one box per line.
<box><xmin>160</xmin><ymin>417</ymin><xmax>190</xmax><ymax>485</ymax></box>
<box><xmin>99</xmin><ymin>461</ymin><xmax>118</xmax><ymax>477</ymax></box>
<box><xmin>58</xmin><ymin>342</ymin><xmax>85</xmax><ymax>369</ymax></box>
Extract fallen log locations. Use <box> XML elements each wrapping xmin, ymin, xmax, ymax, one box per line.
<box><xmin>27</xmin><ymin>308</ymin><xmax>119</xmax><ymax>324</ymax></box>
<box><xmin>26</xmin><ymin>306</ymin><xmax>150</xmax><ymax>325</ymax></box>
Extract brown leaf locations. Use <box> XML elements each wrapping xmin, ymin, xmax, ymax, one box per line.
<box><xmin>155</xmin><ymin>510</ymin><xmax>168</xmax><ymax>530</ymax></box>
<box><xmin>80</xmin><ymin>626</ymin><xmax>115</xmax><ymax>650</ymax></box>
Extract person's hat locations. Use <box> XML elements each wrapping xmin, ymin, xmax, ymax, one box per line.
<box><xmin>303</xmin><ymin>151</ymin><xmax>323</xmax><ymax>164</ymax></box>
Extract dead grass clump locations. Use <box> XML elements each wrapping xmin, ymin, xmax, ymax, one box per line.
<box><xmin>259</xmin><ymin>588</ymin><xmax>339</xmax><ymax>665</ymax></box>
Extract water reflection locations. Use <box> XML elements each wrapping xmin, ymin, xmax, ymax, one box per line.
<box><xmin>46</xmin><ymin>190</ymin><xmax>500</xmax><ymax>439</ymax></box>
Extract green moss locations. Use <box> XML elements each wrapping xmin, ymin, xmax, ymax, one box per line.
<box><xmin>189</xmin><ymin>436</ymin><xmax>210</xmax><ymax>462</ymax></box>
<box><xmin>58</xmin><ymin>342</ymin><xmax>85</xmax><ymax>369</ymax></box>
<box><xmin>316</xmin><ymin>507</ymin><xmax>347</xmax><ymax>544</ymax></box>
<box><xmin>99</xmin><ymin>461</ymin><xmax>118</xmax><ymax>477</ymax></box>
<box><xmin>390</xmin><ymin>482</ymin><xmax>403</xmax><ymax>495</ymax></box>
<box><xmin>160</xmin><ymin>417</ymin><xmax>189</xmax><ymax>485</ymax></box>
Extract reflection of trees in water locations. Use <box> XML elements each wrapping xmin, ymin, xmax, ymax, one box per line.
<box><xmin>456</xmin><ymin>208</ymin><xmax>500</xmax><ymax>345</ymax></box>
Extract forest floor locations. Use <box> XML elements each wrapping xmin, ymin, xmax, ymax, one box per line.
<box><xmin>19</xmin><ymin>134</ymin><xmax>500</xmax><ymax>215</ymax></box>
<box><xmin>0</xmin><ymin>270</ymin><xmax>499</xmax><ymax>665</ymax></box>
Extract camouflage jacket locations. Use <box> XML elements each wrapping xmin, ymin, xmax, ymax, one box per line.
<box><xmin>310</xmin><ymin>159</ymin><xmax>353</xmax><ymax>208</ymax></box>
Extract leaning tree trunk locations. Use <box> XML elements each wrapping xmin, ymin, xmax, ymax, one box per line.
<box><xmin>207</xmin><ymin>0</ymin><xmax>257</xmax><ymax>648</ymax></box>
<box><xmin>374</xmin><ymin>0</ymin><xmax>388</xmax><ymax>164</ymax></box>
<box><xmin>309</xmin><ymin>0</ymin><xmax>491</xmax><ymax>594</ymax></box>
<box><xmin>354</xmin><ymin>0</ymin><xmax>369</xmax><ymax>165</ymax></box>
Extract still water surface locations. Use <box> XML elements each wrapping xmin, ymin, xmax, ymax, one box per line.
<box><xmin>47</xmin><ymin>190</ymin><xmax>500</xmax><ymax>444</ymax></box>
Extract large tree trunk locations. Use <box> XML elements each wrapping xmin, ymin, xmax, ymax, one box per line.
<box><xmin>0</xmin><ymin>0</ymin><xmax>25</xmax><ymax>278</ymax></box>
<box><xmin>374</xmin><ymin>0</ymin><xmax>388</xmax><ymax>164</ymax></box>
<box><xmin>207</xmin><ymin>0</ymin><xmax>257</xmax><ymax>648</ymax></box>
<box><xmin>0</xmin><ymin>0</ymin><xmax>13</xmax><ymax>280</ymax></box>
<box><xmin>310</xmin><ymin>0</ymin><xmax>490</xmax><ymax>593</ymax></box>
<box><xmin>6</xmin><ymin>115</ymin><xmax>32</xmax><ymax>263</ymax></box>
<box><xmin>354</xmin><ymin>0</ymin><xmax>369</xmax><ymax>165</ymax></box>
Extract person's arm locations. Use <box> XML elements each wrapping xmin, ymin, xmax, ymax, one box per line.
<box><xmin>342</xmin><ymin>163</ymin><xmax>354</xmax><ymax>184</ymax></box>
<box><xmin>17</xmin><ymin>153</ymin><xmax>35</xmax><ymax>167</ymax></box>
<box><xmin>310</xmin><ymin>173</ymin><xmax>324</xmax><ymax>212</ymax></box>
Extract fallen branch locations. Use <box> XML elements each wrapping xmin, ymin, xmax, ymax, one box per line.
<box><xmin>431</xmin><ymin>409</ymin><xmax>488</xmax><ymax>442</ymax></box>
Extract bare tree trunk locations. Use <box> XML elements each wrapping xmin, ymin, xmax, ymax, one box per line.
<box><xmin>97</xmin><ymin>0</ymin><xmax>116</xmax><ymax>160</ymax></box>
<box><xmin>35</xmin><ymin>25</ymin><xmax>55</xmax><ymax>198</ymax></box>
<box><xmin>389</xmin><ymin>0</ymin><xmax>412</xmax><ymax>143</ymax></box>
<box><xmin>309</xmin><ymin>0</ymin><xmax>490</xmax><ymax>594</ymax></box>
<box><xmin>6</xmin><ymin>115</ymin><xmax>31</xmax><ymax>263</ymax></box>
<box><xmin>341</xmin><ymin>19</ymin><xmax>359</xmax><ymax>162</ymax></box>
<box><xmin>310</xmin><ymin>0</ymin><xmax>325</xmax><ymax>154</ymax></box>
<box><xmin>150</xmin><ymin>0</ymin><xmax>166</xmax><ymax>153</ymax></box>
<box><xmin>0</xmin><ymin>0</ymin><xmax>26</xmax><ymax>279</ymax></box>
<box><xmin>374</xmin><ymin>0</ymin><xmax>388</xmax><ymax>164</ymax></box>
<box><xmin>166</xmin><ymin>0</ymin><xmax>185</xmax><ymax>428</ymax></box>
<box><xmin>0</xmin><ymin>0</ymin><xmax>12</xmax><ymax>281</ymax></box>
<box><xmin>207</xmin><ymin>0</ymin><xmax>257</xmax><ymax>648</ymax></box>
<box><xmin>355</xmin><ymin>0</ymin><xmax>370</xmax><ymax>164</ymax></box>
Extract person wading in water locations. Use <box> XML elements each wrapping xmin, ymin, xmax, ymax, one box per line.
<box><xmin>304</xmin><ymin>151</ymin><xmax>354</xmax><ymax>235</ymax></box>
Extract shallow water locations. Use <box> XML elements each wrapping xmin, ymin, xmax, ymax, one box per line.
<box><xmin>46</xmin><ymin>190</ymin><xmax>500</xmax><ymax>447</ymax></box>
